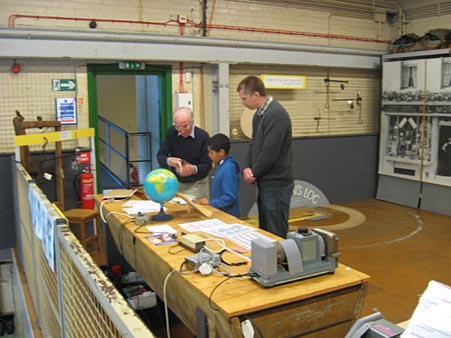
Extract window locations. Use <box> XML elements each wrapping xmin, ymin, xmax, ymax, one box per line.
<box><xmin>442</xmin><ymin>57</ymin><xmax>451</xmax><ymax>88</ymax></box>
<box><xmin>401</xmin><ymin>62</ymin><xmax>417</xmax><ymax>89</ymax></box>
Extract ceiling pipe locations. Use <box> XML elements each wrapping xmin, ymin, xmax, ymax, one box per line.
<box><xmin>0</xmin><ymin>28</ymin><xmax>387</xmax><ymax>57</ymax></box>
<box><xmin>8</xmin><ymin>13</ymin><xmax>391</xmax><ymax>45</ymax></box>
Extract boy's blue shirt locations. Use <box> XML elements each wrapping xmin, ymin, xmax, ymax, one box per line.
<box><xmin>209</xmin><ymin>156</ymin><xmax>240</xmax><ymax>218</ymax></box>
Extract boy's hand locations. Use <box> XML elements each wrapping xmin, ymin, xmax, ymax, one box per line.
<box><xmin>196</xmin><ymin>198</ymin><xmax>208</xmax><ymax>205</ymax></box>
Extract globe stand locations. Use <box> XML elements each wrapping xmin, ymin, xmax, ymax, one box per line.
<box><xmin>151</xmin><ymin>203</ymin><xmax>173</xmax><ymax>222</ymax></box>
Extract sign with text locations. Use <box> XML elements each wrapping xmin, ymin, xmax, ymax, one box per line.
<box><xmin>52</xmin><ymin>79</ymin><xmax>76</xmax><ymax>91</ymax></box>
<box><xmin>55</xmin><ymin>98</ymin><xmax>77</xmax><ymax>125</ymax></box>
<box><xmin>118</xmin><ymin>62</ymin><xmax>145</xmax><ymax>70</ymax></box>
<box><xmin>261</xmin><ymin>74</ymin><xmax>306</xmax><ymax>89</ymax></box>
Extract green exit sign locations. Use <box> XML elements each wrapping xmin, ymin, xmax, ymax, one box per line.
<box><xmin>118</xmin><ymin>62</ymin><xmax>145</xmax><ymax>70</ymax></box>
<box><xmin>52</xmin><ymin>79</ymin><xmax>76</xmax><ymax>91</ymax></box>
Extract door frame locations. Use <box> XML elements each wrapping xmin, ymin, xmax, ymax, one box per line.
<box><xmin>87</xmin><ymin>63</ymin><xmax>173</xmax><ymax>191</ymax></box>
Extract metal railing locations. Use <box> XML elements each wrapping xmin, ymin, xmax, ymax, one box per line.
<box><xmin>98</xmin><ymin>116</ymin><xmax>152</xmax><ymax>188</ymax></box>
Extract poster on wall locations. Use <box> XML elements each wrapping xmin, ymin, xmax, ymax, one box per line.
<box><xmin>379</xmin><ymin>57</ymin><xmax>451</xmax><ymax>187</ymax></box>
<box><xmin>55</xmin><ymin>97</ymin><xmax>77</xmax><ymax>125</ymax></box>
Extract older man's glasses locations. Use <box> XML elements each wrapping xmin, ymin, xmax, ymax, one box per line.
<box><xmin>174</xmin><ymin>123</ymin><xmax>192</xmax><ymax>130</ymax></box>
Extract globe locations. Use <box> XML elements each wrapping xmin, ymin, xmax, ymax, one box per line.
<box><xmin>143</xmin><ymin>168</ymin><xmax>179</xmax><ymax>221</ymax></box>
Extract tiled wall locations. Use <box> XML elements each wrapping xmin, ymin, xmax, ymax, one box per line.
<box><xmin>1</xmin><ymin>0</ymin><xmax>446</xmax><ymax>152</ymax></box>
<box><xmin>229</xmin><ymin>64</ymin><xmax>381</xmax><ymax>140</ymax></box>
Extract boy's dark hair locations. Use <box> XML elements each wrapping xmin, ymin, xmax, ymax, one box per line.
<box><xmin>208</xmin><ymin>133</ymin><xmax>230</xmax><ymax>154</ymax></box>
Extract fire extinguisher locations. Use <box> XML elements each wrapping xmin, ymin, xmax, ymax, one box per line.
<box><xmin>79</xmin><ymin>169</ymin><xmax>94</xmax><ymax>209</ymax></box>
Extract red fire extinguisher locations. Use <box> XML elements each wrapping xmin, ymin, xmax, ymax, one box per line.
<box><xmin>80</xmin><ymin>169</ymin><xmax>94</xmax><ymax>209</ymax></box>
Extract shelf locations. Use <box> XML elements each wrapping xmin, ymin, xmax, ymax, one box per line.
<box><xmin>383</xmin><ymin>48</ymin><xmax>451</xmax><ymax>61</ymax></box>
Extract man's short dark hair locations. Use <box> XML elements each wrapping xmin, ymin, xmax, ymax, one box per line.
<box><xmin>236</xmin><ymin>75</ymin><xmax>266</xmax><ymax>96</ymax></box>
<box><xmin>208</xmin><ymin>133</ymin><xmax>230</xmax><ymax>154</ymax></box>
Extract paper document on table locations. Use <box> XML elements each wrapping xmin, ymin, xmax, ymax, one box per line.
<box><xmin>170</xmin><ymin>197</ymin><xmax>187</xmax><ymax>205</ymax></box>
<box><xmin>146</xmin><ymin>224</ymin><xmax>177</xmax><ymax>234</ymax></box>
<box><xmin>178</xmin><ymin>218</ymin><xmax>227</xmax><ymax>232</ymax></box>
<box><xmin>227</xmin><ymin>231</ymin><xmax>276</xmax><ymax>250</ymax></box>
<box><xmin>401</xmin><ymin>280</ymin><xmax>451</xmax><ymax>338</ymax></box>
<box><xmin>121</xmin><ymin>200</ymin><xmax>162</xmax><ymax>215</ymax></box>
<box><xmin>201</xmin><ymin>223</ymin><xmax>256</xmax><ymax>238</ymax></box>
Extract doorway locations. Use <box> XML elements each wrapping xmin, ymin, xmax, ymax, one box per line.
<box><xmin>87</xmin><ymin>64</ymin><xmax>173</xmax><ymax>190</ymax></box>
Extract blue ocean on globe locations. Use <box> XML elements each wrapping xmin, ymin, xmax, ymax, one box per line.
<box><xmin>143</xmin><ymin>168</ymin><xmax>179</xmax><ymax>203</ymax></box>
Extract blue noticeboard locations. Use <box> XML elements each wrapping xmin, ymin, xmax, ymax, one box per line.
<box><xmin>55</xmin><ymin>98</ymin><xmax>77</xmax><ymax>125</ymax></box>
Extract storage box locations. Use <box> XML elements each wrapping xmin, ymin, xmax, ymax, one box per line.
<box><xmin>127</xmin><ymin>291</ymin><xmax>157</xmax><ymax>310</ymax></box>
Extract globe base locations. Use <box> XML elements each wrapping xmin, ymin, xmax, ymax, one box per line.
<box><xmin>151</xmin><ymin>204</ymin><xmax>173</xmax><ymax>222</ymax></box>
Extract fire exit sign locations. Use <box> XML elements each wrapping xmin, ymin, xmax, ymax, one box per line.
<box><xmin>118</xmin><ymin>62</ymin><xmax>145</xmax><ymax>70</ymax></box>
<box><xmin>52</xmin><ymin>79</ymin><xmax>76</xmax><ymax>91</ymax></box>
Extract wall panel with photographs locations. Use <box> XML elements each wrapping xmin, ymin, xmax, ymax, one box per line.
<box><xmin>379</xmin><ymin>54</ymin><xmax>451</xmax><ymax>187</ymax></box>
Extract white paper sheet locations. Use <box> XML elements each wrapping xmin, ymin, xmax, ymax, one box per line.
<box><xmin>121</xmin><ymin>200</ymin><xmax>163</xmax><ymax>214</ymax></box>
<box><xmin>145</xmin><ymin>224</ymin><xmax>177</xmax><ymax>234</ymax></box>
<box><xmin>401</xmin><ymin>280</ymin><xmax>451</xmax><ymax>338</ymax></box>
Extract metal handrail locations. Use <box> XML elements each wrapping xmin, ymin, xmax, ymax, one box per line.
<box><xmin>98</xmin><ymin>116</ymin><xmax>151</xmax><ymax>188</ymax></box>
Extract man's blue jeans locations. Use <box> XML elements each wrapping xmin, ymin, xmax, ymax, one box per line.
<box><xmin>257</xmin><ymin>182</ymin><xmax>293</xmax><ymax>238</ymax></box>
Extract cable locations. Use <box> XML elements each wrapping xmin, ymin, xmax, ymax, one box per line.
<box><xmin>208</xmin><ymin>272</ymin><xmax>257</xmax><ymax>312</ymax></box>
<box><xmin>133</xmin><ymin>224</ymin><xmax>149</xmax><ymax>234</ymax></box>
<box><xmin>117</xmin><ymin>218</ymin><xmax>135</xmax><ymax>256</ymax></box>
<box><xmin>99</xmin><ymin>199</ymin><xmax>133</xmax><ymax>223</ymax></box>
<box><xmin>163</xmin><ymin>270</ymin><xmax>176</xmax><ymax>338</ymax></box>
<box><xmin>203</xmin><ymin>237</ymin><xmax>251</xmax><ymax>263</ymax></box>
<box><xmin>168</xmin><ymin>243</ymin><xmax>186</xmax><ymax>255</ymax></box>
<box><xmin>241</xmin><ymin>315</ymin><xmax>265</xmax><ymax>338</ymax></box>
<box><xmin>208</xmin><ymin>275</ymin><xmax>234</xmax><ymax>311</ymax></box>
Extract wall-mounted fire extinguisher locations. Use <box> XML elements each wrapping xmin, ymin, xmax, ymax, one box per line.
<box><xmin>79</xmin><ymin>168</ymin><xmax>94</xmax><ymax>209</ymax></box>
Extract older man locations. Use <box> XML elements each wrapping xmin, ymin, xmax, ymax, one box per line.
<box><xmin>157</xmin><ymin>107</ymin><xmax>212</xmax><ymax>199</ymax></box>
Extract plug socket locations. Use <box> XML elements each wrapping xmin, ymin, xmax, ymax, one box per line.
<box><xmin>180</xmin><ymin>234</ymin><xmax>205</xmax><ymax>252</ymax></box>
<box><xmin>135</xmin><ymin>212</ymin><xmax>149</xmax><ymax>226</ymax></box>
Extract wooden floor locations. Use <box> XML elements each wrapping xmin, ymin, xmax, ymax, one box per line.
<box><xmin>299</xmin><ymin>198</ymin><xmax>451</xmax><ymax>325</ymax></box>
<box><xmin>85</xmin><ymin>198</ymin><xmax>451</xmax><ymax>337</ymax></box>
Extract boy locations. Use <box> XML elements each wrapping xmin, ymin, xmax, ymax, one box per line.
<box><xmin>197</xmin><ymin>133</ymin><xmax>240</xmax><ymax>217</ymax></box>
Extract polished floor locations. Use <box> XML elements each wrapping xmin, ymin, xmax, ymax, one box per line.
<box><xmin>300</xmin><ymin>199</ymin><xmax>451</xmax><ymax>325</ymax></box>
<box><xmin>86</xmin><ymin>198</ymin><xmax>451</xmax><ymax>337</ymax></box>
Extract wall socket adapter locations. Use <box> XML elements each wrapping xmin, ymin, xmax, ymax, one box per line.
<box><xmin>180</xmin><ymin>234</ymin><xmax>205</xmax><ymax>252</ymax></box>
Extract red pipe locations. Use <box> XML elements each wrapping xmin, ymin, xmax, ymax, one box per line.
<box><xmin>8</xmin><ymin>13</ymin><xmax>391</xmax><ymax>44</ymax></box>
<box><xmin>8</xmin><ymin>14</ymin><xmax>179</xmax><ymax>28</ymax></box>
<box><xmin>200</xmin><ymin>22</ymin><xmax>391</xmax><ymax>44</ymax></box>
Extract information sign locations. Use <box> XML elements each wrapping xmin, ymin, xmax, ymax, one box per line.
<box><xmin>261</xmin><ymin>74</ymin><xmax>306</xmax><ymax>89</ymax></box>
<box><xmin>52</xmin><ymin>79</ymin><xmax>76</xmax><ymax>91</ymax></box>
<box><xmin>118</xmin><ymin>62</ymin><xmax>145</xmax><ymax>70</ymax></box>
<box><xmin>55</xmin><ymin>98</ymin><xmax>77</xmax><ymax>125</ymax></box>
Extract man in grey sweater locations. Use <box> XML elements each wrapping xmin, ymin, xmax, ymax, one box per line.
<box><xmin>237</xmin><ymin>76</ymin><xmax>294</xmax><ymax>238</ymax></box>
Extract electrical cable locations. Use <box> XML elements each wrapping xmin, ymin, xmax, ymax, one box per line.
<box><xmin>163</xmin><ymin>270</ymin><xmax>176</xmax><ymax>338</ymax></box>
<box><xmin>241</xmin><ymin>315</ymin><xmax>265</xmax><ymax>338</ymax></box>
<box><xmin>208</xmin><ymin>275</ymin><xmax>234</xmax><ymax>311</ymax></box>
<box><xmin>133</xmin><ymin>224</ymin><xmax>149</xmax><ymax>234</ymax></box>
<box><xmin>168</xmin><ymin>243</ymin><xmax>186</xmax><ymax>255</ymax></box>
<box><xmin>99</xmin><ymin>199</ymin><xmax>133</xmax><ymax>223</ymax></box>
<box><xmin>203</xmin><ymin>237</ymin><xmax>251</xmax><ymax>263</ymax></box>
<box><xmin>208</xmin><ymin>272</ymin><xmax>257</xmax><ymax>312</ymax></box>
<box><xmin>117</xmin><ymin>218</ymin><xmax>135</xmax><ymax>256</ymax></box>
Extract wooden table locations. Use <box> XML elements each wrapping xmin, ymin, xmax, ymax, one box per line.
<box><xmin>96</xmin><ymin>194</ymin><xmax>370</xmax><ymax>338</ymax></box>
